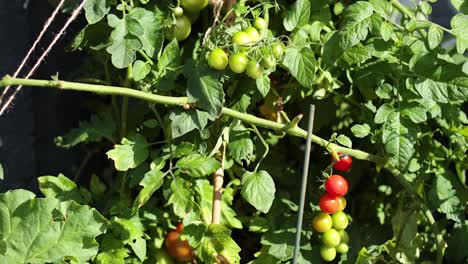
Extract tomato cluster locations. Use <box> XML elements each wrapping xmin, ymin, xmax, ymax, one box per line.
<box><xmin>207</xmin><ymin>18</ymin><xmax>285</xmax><ymax>79</ymax></box>
<box><xmin>167</xmin><ymin>0</ymin><xmax>209</xmax><ymax>41</ymax></box>
<box><xmin>312</xmin><ymin>154</ymin><xmax>353</xmax><ymax>261</ymax></box>
<box><xmin>164</xmin><ymin>223</ymin><xmax>195</xmax><ymax>262</ymax></box>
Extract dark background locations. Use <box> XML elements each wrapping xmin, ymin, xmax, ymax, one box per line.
<box><xmin>0</xmin><ymin>0</ymin><xmax>457</xmax><ymax>192</ymax></box>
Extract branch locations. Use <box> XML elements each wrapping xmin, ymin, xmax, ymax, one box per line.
<box><xmin>0</xmin><ymin>76</ymin><xmax>381</xmax><ymax>163</ymax></box>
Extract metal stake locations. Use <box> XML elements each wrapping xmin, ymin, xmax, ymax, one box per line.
<box><xmin>292</xmin><ymin>104</ymin><xmax>316</xmax><ymax>263</ymax></box>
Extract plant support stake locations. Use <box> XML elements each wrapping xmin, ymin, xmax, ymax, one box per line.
<box><xmin>293</xmin><ymin>104</ymin><xmax>315</xmax><ymax>264</ymax></box>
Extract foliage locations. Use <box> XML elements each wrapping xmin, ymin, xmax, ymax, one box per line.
<box><xmin>1</xmin><ymin>0</ymin><xmax>467</xmax><ymax>263</ymax></box>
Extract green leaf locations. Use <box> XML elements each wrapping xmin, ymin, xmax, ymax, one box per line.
<box><xmin>106</xmin><ymin>134</ymin><xmax>149</xmax><ymax>171</ymax></box>
<box><xmin>38</xmin><ymin>174</ymin><xmax>77</xmax><ymax>197</ymax></box>
<box><xmin>199</xmin><ymin>224</ymin><xmax>241</xmax><ymax>264</ymax></box>
<box><xmin>84</xmin><ymin>0</ymin><xmax>111</xmax><ymax>24</ymax></box>
<box><xmin>339</xmin><ymin>44</ymin><xmax>372</xmax><ymax>66</ymax></box>
<box><xmin>55</xmin><ymin>111</ymin><xmax>116</xmax><ymax>148</ymax></box>
<box><xmin>406</xmin><ymin>19</ymin><xmax>431</xmax><ymax>32</ymax></box>
<box><xmin>256</xmin><ymin>74</ymin><xmax>271</xmax><ymax>97</ymax></box>
<box><xmin>184</xmin><ymin>62</ymin><xmax>224</xmax><ymax>117</ymax></box>
<box><xmin>158</xmin><ymin>39</ymin><xmax>180</xmax><ymax>71</ymax></box>
<box><xmin>419</xmin><ymin>2</ymin><xmax>432</xmax><ymax>15</ymax></box>
<box><xmin>113</xmin><ymin>217</ymin><xmax>146</xmax><ymax>261</ymax></box>
<box><xmin>168</xmin><ymin>178</ymin><xmax>194</xmax><ymax>217</ymax></box>
<box><xmin>128</xmin><ymin>8</ymin><xmax>164</xmax><ymax>58</ymax></box>
<box><xmin>380</xmin><ymin>22</ymin><xmax>393</xmax><ymax>41</ymax></box>
<box><xmin>132</xmin><ymin>169</ymin><xmax>165</xmax><ymax>211</ymax></box>
<box><xmin>369</xmin><ymin>0</ymin><xmax>393</xmax><ymax>15</ymax></box>
<box><xmin>283</xmin><ymin>0</ymin><xmax>311</xmax><ymax>31</ymax></box>
<box><xmin>66</xmin><ymin>21</ymin><xmax>112</xmax><ymax>51</ymax></box>
<box><xmin>401</xmin><ymin>104</ymin><xmax>427</xmax><ymax>123</ymax></box>
<box><xmin>0</xmin><ymin>163</ymin><xmax>3</xmax><ymax>180</ymax></box>
<box><xmin>382</xmin><ymin>112</ymin><xmax>418</xmax><ymax>171</ymax></box>
<box><xmin>428</xmin><ymin>24</ymin><xmax>443</xmax><ymax>49</ymax></box>
<box><xmin>106</xmin><ymin>14</ymin><xmax>142</xmax><ymax>69</ymax></box>
<box><xmin>228</xmin><ymin>124</ymin><xmax>254</xmax><ymax>165</ymax></box>
<box><xmin>169</xmin><ymin>109</ymin><xmax>212</xmax><ymax>138</ymax></box>
<box><xmin>447</xmin><ymin>221</ymin><xmax>468</xmax><ymax>262</ymax></box>
<box><xmin>451</xmin><ymin>0</ymin><xmax>468</xmax><ymax>14</ymax></box>
<box><xmin>95</xmin><ymin>237</ymin><xmax>128</xmax><ymax>264</ymax></box>
<box><xmin>336</xmin><ymin>134</ymin><xmax>352</xmax><ymax>148</ymax></box>
<box><xmin>339</xmin><ymin>1</ymin><xmax>374</xmax><ymax>49</ymax></box>
<box><xmin>282</xmin><ymin>47</ymin><xmax>316</xmax><ymax>88</ymax></box>
<box><xmin>414</xmin><ymin>78</ymin><xmax>468</xmax><ymax>104</ymax></box>
<box><xmin>429</xmin><ymin>170</ymin><xmax>464</xmax><ymax>222</ymax></box>
<box><xmin>132</xmin><ymin>60</ymin><xmax>151</xmax><ymax>81</ymax></box>
<box><xmin>90</xmin><ymin>174</ymin><xmax>107</xmax><ymax>196</ymax></box>
<box><xmin>375</xmin><ymin>103</ymin><xmax>394</xmax><ymax>124</ymax></box>
<box><xmin>0</xmin><ymin>189</ymin><xmax>107</xmax><ymax>263</ymax></box>
<box><xmin>176</xmin><ymin>153</ymin><xmax>221</xmax><ymax>177</ymax></box>
<box><xmin>241</xmin><ymin>170</ymin><xmax>276</xmax><ymax>213</ymax></box>
<box><xmin>451</xmin><ymin>14</ymin><xmax>468</xmax><ymax>54</ymax></box>
<box><xmin>351</xmin><ymin>124</ymin><xmax>371</xmax><ymax>138</ymax></box>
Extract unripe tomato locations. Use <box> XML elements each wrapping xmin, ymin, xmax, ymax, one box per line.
<box><xmin>173</xmin><ymin>6</ymin><xmax>184</xmax><ymax>17</ymax></box>
<box><xmin>336</xmin><ymin>243</ymin><xmax>349</xmax><ymax>254</ymax></box>
<box><xmin>245</xmin><ymin>60</ymin><xmax>263</xmax><ymax>79</ymax></box>
<box><xmin>253</xmin><ymin>17</ymin><xmax>267</xmax><ymax>30</ymax></box>
<box><xmin>332</xmin><ymin>211</ymin><xmax>349</xmax><ymax>230</ymax></box>
<box><xmin>168</xmin><ymin>15</ymin><xmax>191</xmax><ymax>41</ymax></box>
<box><xmin>322</xmin><ymin>228</ymin><xmax>341</xmax><ymax>247</ymax></box>
<box><xmin>338</xmin><ymin>229</ymin><xmax>349</xmax><ymax>244</ymax></box>
<box><xmin>325</xmin><ymin>175</ymin><xmax>349</xmax><ymax>196</ymax></box>
<box><xmin>337</xmin><ymin>196</ymin><xmax>347</xmax><ymax>211</ymax></box>
<box><xmin>261</xmin><ymin>54</ymin><xmax>276</xmax><ymax>68</ymax></box>
<box><xmin>229</xmin><ymin>52</ymin><xmax>249</xmax><ymax>73</ymax></box>
<box><xmin>232</xmin><ymin>31</ymin><xmax>251</xmax><ymax>51</ymax></box>
<box><xmin>312</xmin><ymin>213</ymin><xmax>333</xmax><ymax>233</ymax></box>
<box><xmin>181</xmin><ymin>0</ymin><xmax>208</xmax><ymax>12</ymax></box>
<box><xmin>155</xmin><ymin>249</ymin><xmax>175</xmax><ymax>264</ymax></box>
<box><xmin>333</xmin><ymin>2</ymin><xmax>346</xmax><ymax>16</ymax></box>
<box><xmin>165</xmin><ymin>229</ymin><xmax>194</xmax><ymax>262</ymax></box>
<box><xmin>319</xmin><ymin>193</ymin><xmax>340</xmax><ymax>214</ymax></box>
<box><xmin>245</xmin><ymin>27</ymin><xmax>260</xmax><ymax>42</ymax></box>
<box><xmin>320</xmin><ymin>246</ymin><xmax>337</xmax><ymax>262</ymax></box>
<box><xmin>271</xmin><ymin>42</ymin><xmax>285</xmax><ymax>59</ymax></box>
<box><xmin>332</xmin><ymin>153</ymin><xmax>353</xmax><ymax>171</ymax></box>
<box><xmin>208</xmin><ymin>48</ymin><xmax>228</xmax><ymax>70</ymax></box>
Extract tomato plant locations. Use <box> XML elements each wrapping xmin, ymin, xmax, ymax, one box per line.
<box><xmin>0</xmin><ymin>0</ymin><xmax>466</xmax><ymax>263</ymax></box>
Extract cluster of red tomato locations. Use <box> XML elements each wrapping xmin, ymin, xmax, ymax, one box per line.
<box><xmin>163</xmin><ymin>223</ymin><xmax>195</xmax><ymax>263</ymax></box>
<box><xmin>313</xmin><ymin>153</ymin><xmax>353</xmax><ymax>261</ymax></box>
<box><xmin>207</xmin><ymin>18</ymin><xmax>285</xmax><ymax>79</ymax></box>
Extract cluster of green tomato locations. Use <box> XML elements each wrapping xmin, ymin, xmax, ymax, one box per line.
<box><xmin>167</xmin><ymin>0</ymin><xmax>209</xmax><ymax>41</ymax></box>
<box><xmin>207</xmin><ymin>17</ymin><xmax>285</xmax><ymax>79</ymax></box>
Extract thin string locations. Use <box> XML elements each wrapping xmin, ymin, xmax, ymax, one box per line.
<box><xmin>0</xmin><ymin>0</ymin><xmax>86</xmax><ymax>116</ymax></box>
<box><xmin>0</xmin><ymin>0</ymin><xmax>66</xmax><ymax>105</ymax></box>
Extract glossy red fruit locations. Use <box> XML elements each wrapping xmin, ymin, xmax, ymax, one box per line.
<box><xmin>165</xmin><ymin>224</ymin><xmax>194</xmax><ymax>262</ymax></box>
<box><xmin>325</xmin><ymin>175</ymin><xmax>349</xmax><ymax>197</ymax></box>
<box><xmin>332</xmin><ymin>153</ymin><xmax>353</xmax><ymax>171</ymax></box>
<box><xmin>319</xmin><ymin>193</ymin><xmax>340</xmax><ymax>214</ymax></box>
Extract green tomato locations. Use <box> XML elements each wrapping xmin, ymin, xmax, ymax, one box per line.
<box><xmin>245</xmin><ymin>60</ymin><xmax>263</xmax><ymax>79</ymax></box>
<box><xmin>154</xmin><ymin>249</ymin><xmax>174</xmax><ymax>264</ymax></box>
<box><xmin>208</xmin><ymin>48</ymin><xmax>229</xmax><ymax>70</ymax></box>
<box><xmin>271</xmin><ymin>42</ymin><xmax>285</xmax><ymax>59</ymax></box>
<box><xmin>334</xmin><ymin>2</ymin><xmax>345</xmax><ymax>16</ymax></box>
<box><xmin>173</xmin><ymin>6</ymin><xmax>184</xmax><ymax>17</ymax></box>
<box><xmin>336</xmin><ymin>243</ymin><xmax>349</xmax><ymax>254</ymax></box>
<box><xmin>332</xmin><ymin>211</ymin><xmax>349</xmax><ymax>230</ymax></box>
<box><xmin>312</xmin><ymin>213</ymin><xmax>332</xmax><ymax>233</ymax></box>
<box><xmin>320</xmin><ymin>246</ymin><xmax>337</xmax><ymax>262</ymax></box>
<box><xmin>322</xmin><ymin>228</ymin><xmax>341</xmax><ymax>247</ymax></box>
<box><xmin>180</xmin><ymin>0</ymin><xmax>208</xmax><ymax>12</ymax></box>
<box><xmin>229</xmin><ymin>52</ymin><xmax>249</xmax><ymax>73</ymax></box>
<box><xmin>168</xmin><ymin>15</ymin><xmax>191</xmax><ymax>41</ymax></box>
<box><xmin>261</xmin><ymin>54</ymin><xmax>276</xmax><ymax>68</ymax></box>
<box><xmin>245</xmin><ymin>26</ymin><xmax>260</xmax><ymax>42</ymax></box>
<box><xmin>253</xmin><ymin>17</ymin><xmax>267</xmax><ymax>30</ymax></box>
<box><xmin>338</xmin><ymin>229</ymin><xmax>349</xmax><ymax>244</ymax></box>
<box><xmin>232</xmin><ymin>31</ymin><xmax>251</xmax><ymax>51</ymax></box>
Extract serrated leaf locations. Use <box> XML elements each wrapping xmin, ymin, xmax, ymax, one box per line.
<box><xmin>380</xmin><ymin>22</ymin><xmax>393</xmax><ymax>41</ymax></box>
<box><xmin>128</xmin><ymin>8</ymin><xmax>164</xmax><ymax>58</ymax></box>
<box><xmin>401</xmin><ymin>104</ymin><xmax>427</xmax><ymax>123</ymax></box>
<box><xmin>38</xmin><ymin>174</ymin><xmax>77</xmax><ymax>197</ymax></box>
<box><xmin>282</xmin><ymin>47</ymin><xmax>316</xmax><ymax>88</ymax></box>
<box><xmin>113</xmin><ymin>217</ymin><xmax>146</xmax><ymax>261</ymax></box>
<box><xmin>406</xmin><ymin>19</ymin><xmax>431</xmax><ymax>32</ymax></box>
<box><xmin>0</xmin><ymin>189</ymin><xmax>107</xmax><ymax>263</ymax></box>
<box><xmin>256</xmin><ymin>75</ymin><xmax>271</xmax><ymax>97</ymax></box>
<box><xmin>283</xmin><ymin>0</ymin><xmax>311</xmax><ymax>31</ymax></box>
<box><xmin>375</xmin><ymin>103</ymin><xmax>394</xmax><ymax>124</ymax></box>
<box><xmin>169</xmin><ymin>109</ymin><xmax>212</xmax><ymax>138</ymax></box>
<box><xmin>351</xmin><ymin>124</ymin><xmax>371</xmax><ymax>138</ymax></box>
<box><xmin>106</xmin><ymin>134</ymin><xmax>149</xmax><ymax>171</ymax></box>
<box><xmin>429</xmin><ymin>170</ymin><xmax>464</xmax><ymax>222</ymax></box>
<box><xmin>168</xmin><ymin>178</ymin><xmax>194</xmax><ymax>217</ymax></box>
<box><xmin>176</xmin><ymin>153</ymin><xmax>221</xmax><ymax>177</ymax></box>
<box><xmin>132</xmin><ymin>60</ymin><xmax>151</xmax><ymax>81</ymax></box>
<box><xmin>84</xmin><ymin>0</ymin><xmax>111</xmax><ymax>24</ymax></box>
<box><xmin>241</xmin><ymin>170</ymin><xmax>276</xmax><ymax>213</ymax></box>
<box><xmin>414</xmin><ymin>78</ymin><xmax>468</xmax><ymax>103</ymax></box>
<box><xmin>200</xmin><ymin>224</ymin><xmax>241</xmax><ymax>264</ymax></box>
<box><xmin>158</xmin><ymin>39</ymin><xmax>180</xmax><ymax>71</ymax></box>
<box><xmin>336</xmin><ymin>135</ymin><xmax>352</xmax><ymax>148</ymax></box>
<box><xmin>184</xmin><ymin>61</ymin><xmax>224</xmax><ymax>117</ymax></box>
<box><xmin>132</xmin><ymin>169</ymin><xmax>164</xmax><ymax>210</ymax></box>
<box><xmin>106</xmin><ymin>14</ymin><xmax>142</xmax><ymax>69</ymax></box>
<box><xmin>339</xmin><ymin>1</ymin><xmax>374</xmax><ymax>49</ymax></box>
<box><xmin>428</xmin><ymin>24</ymin><xmax>443</xmax><ymax>49</ymax></box>
<box><xmin>228</xmin><ymin>124</ymin><xmax>253</xmax><ymax>165</ymax></box>
<box><xmin>339</xmin><ymin>44</ymin><xmax>372</xmax><ymax>66</ymax></box>
<box><xmin>369</xmin><ymin>0</ymin><xmax>393</xmax><ymax>15</ymax></box>
<box><xmin>55</xmin><ymin>111</ymin><xmax>116</xmax><ymax>148</ymax></box>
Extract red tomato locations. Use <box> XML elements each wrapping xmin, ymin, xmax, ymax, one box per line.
<box><xmin>332</xmin><ymin>153</ymin><xmax>353</xmax><ymax>171</ymax></box>
<box><xmin>319</xmin><ymin>193</ymin><xmax>340</xmax><ymax>214</ymax></box>
<box><xmin>175</xmin><ymin>223</ymin><xmax>184</xmax><ymax>233</ymax></box>
<box><xmin>325</xmin><ymin>175</ymin><xmax>349</xmax><ymax>196</ymax></box>
<box><xmin>165</xmin><ymin>225</ymin><xmax>194</xmax><ymax>262</ymax></box>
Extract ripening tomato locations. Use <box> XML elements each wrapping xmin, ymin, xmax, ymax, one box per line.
<box><xmin>332</xmin><ymin>153</ymin><xmax>353</xmax><ymax>171</ymax></box>
<box><xmin>180</xmin><ymin>0</ymin><xmax>208</xmax><ymax>12</ymax></box>
<box><xmin>253</xmin><ymin>17</ymin><xmax>267</xmax><ymax>30</ymax></box>
<box><xmin>312</xmin><ymin>213</ymin><xmax>333</xmax><ymax>233</ymax></box>
<box><xmin>332</xmin><ymin>211</ymin><xmax>349</xmax><ymax>230</ymax></box>
<box><xmin>336</xmin><ymin>243</ymin><xmax>349</xmax><ymax>254</ymax></box>
<box><xmin>175</xmin><ymin>223</ymin><xmax>184</xmax><ymax>233</ymax></box>
<box><xmin>165</xmin><ymin>228</ymin><xmax>194</xmax><ymax>262</ymax></box>
<box><xmin>319</xmin><ymin>193</ymin><xmax>340</xmax><ymax>214</ymax></box>
<box><xmin>208</xmin><ymin>48</ymin><xmax>228</xmax><ymax>70</ymax></box>
<box><xmin>322</xmin><ymin>228</ymin><xmax>341</xmax><ymax>247</ymax></box>
<box><xmin>320</xmin><ymin>246</ymin><xmax>337</xmax><ymax>262</ymax></box>
<box><xmin>244</xmin><ymin>26</ymin><xmax>260</xmax><ymax>42</ymax></box>
<box><xmin>229</xmin><ymin>52</ymin><xmax>249</xmax><ymax>73</ymax></box>
<box><xmin>325</xmin><ymin>175</ymin><xmax>349</xmax><ymax>196</ymax></box>
<box><xmin>245</xmin><ymin>60</ymin><xmax>263</xmax><ymax>79</ymax></box>
<box><xmin>337</xmin><ymin>196</ymin><xmax>347</xmax><ymax>211</ymax></box>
